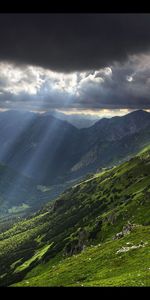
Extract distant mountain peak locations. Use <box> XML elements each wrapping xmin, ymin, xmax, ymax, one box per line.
<box><xmin>92</xmin><ymin>109</ymin><xmax>150</xmax><ymax>127</ymax></box>
<box><xmin>128</xmin><ymin>109</ymin><xmax>149</xmax><ymax>116</ymax></box>
<box><xmin>122</xmin><ymin>109</ymin><xmax>150</xmax><ymax>121</ymax></box>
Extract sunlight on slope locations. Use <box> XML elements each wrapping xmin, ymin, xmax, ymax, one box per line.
<box><xmin>13</xmin><ymin>226</ymin><xmax>150</xmax><ymax>287</ymax></box>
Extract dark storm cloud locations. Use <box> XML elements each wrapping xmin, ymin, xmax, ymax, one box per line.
<box><xmin>1</xmin><ymin>14</ymin><xmax>150</xmax><ymax>72</ymax></box>
<box><xmin>75</xmin><ymin>55</ymin><xmax>150</xmax><ymax>109</ymax></box>
<box><xmin>1</xmin><ymin>13</ymin><xmax>150</xmax><ymax>112</ymax></box>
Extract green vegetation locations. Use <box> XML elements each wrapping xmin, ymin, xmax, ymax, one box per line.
<box><xmin>14</xmin><ymin>244</ymin><xmax>52</xmax><ymax>273</ymax></box>
<box><xmin>14</xmin><ymin>226</ymin><xmax>150</xmax><ymax>286</ymax></box>
<box><xmin>0</xmin><ymin>145</ymin><xmax>150</xmax><ymax>286</ymax></box>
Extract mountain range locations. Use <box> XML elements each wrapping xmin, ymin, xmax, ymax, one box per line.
<box><xmin>0</xmin><ymin>109</ymin><xmax>150</xmax><ymax>186</ymax></box>
<box><xmin>45</xmin><ymin>110</ymin><xmax>99</xmax><ymax>128</ymax></box>
<box><xmin>0</xmin><ymin>109</ymin><xmax>150</xmax><ymax>218</ymax></box>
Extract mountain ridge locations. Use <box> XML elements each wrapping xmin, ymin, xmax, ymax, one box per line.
<box><xmin>0</xmin><ymin>109</ymin><xmax>149</xmax><ymax>184</ymax></box>
<box><xmin>0</xmin><ymin>109</ymin><xmax>150</xmax><ymax>215</ymax></box>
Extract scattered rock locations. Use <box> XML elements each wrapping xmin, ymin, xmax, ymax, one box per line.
<box><xmin>122</xmin><ymin>222</ymin><xmax>134</xmax><ymax>235</ymax></box>
<box><xmin>113</xmin><ymin>221</ymin><xmax>135</xmax><ymax>240</ymax></box>
<box><xmin>114</xmin><ymin>231</ymin><xmax>124</xmax><ymax>240</ymax></box>
<box><xmin>116</xmin><ymin>241</ymin><xmax>148</xmax><ymax>254</ymax></box>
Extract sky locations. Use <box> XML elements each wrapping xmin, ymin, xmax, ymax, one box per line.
<box><xmin>1</xmin><ymin>14</ymin><xmax>150</xmax><ymax>118</ymax></box>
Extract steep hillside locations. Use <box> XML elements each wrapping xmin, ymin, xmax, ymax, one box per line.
<box><xmin>0</xmin><ymin>145</ymin><xmax>150</xmax><ymax>286</ymax></box>
<box><xmin>71</xmin><ymin>110</ymin><xmax>150</xmax><ymax>176</ymax></box>
<box><xmin>14</xmin><ymin>225</ymin><xmax>150</xmax><ymax>287</ymax></box>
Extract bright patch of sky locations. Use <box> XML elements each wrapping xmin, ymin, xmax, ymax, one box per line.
<box><xmin>0</xmin><ymin>62</ymin><xmax>111</xmax><ymax>97</ymax></box>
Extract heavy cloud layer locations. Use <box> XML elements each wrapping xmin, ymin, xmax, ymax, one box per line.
<box><xmin>0</xmin><ymin>14</ymin><xmax>150</xmax><ymax>72</ymax></box>
<box><xmin>0</xmin><ymin>14</ymin><xmax>150</xmax><ymax>113</ymax></box>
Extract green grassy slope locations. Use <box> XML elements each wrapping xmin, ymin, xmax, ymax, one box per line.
<box><xmin>14</xmin><ymin>225</ymin><xmax>150</xmax><ymax>286</ymax></box>
<box><xmin>0</xmin><ymin>146</ymin><xmax>150</xmax><ymax>286</ymax></box>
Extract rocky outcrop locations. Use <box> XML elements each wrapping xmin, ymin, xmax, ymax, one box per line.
<box><xmin>64</xmin><ymin>229</ymin><xmax>89</xmax><ymax>256</ymax></box>
<box><xmin>113</xmin><ymin>222</ymin><xmax>135</xmax><ymax>240</ymax></box>
<box><xmin>53</xmin><ymin>199</ymin><xmax>65</xmax><ymax>212</ymax></box>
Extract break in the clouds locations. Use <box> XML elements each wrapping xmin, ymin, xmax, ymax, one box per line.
<box><xmin>1</xmin><ymin>53</ymin><xmax>150</xmax><ymax>113</ymax></box>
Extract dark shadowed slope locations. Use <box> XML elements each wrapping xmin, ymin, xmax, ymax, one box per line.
<box><xmin>0</xmin><ymin>160</ymin><xmax>78</xmax><ymax>221</ymax></box>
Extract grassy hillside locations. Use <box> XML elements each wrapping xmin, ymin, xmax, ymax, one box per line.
<box><xmin>0</xmin><ymin>145</ymin><xmax>150</xmax><ymax>286</ymax></box>
<box><xmin>14</xmin><ymin>225</ymin><xmax>150</xmax><ymax>286</ymax></box>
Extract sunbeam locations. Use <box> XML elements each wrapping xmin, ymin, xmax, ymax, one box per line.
<box><xmin>1</xmin><ymin>94</ymin><xmax>79</xmax><ymax>212</ymax></box>
<box><xmin>0</xmin><ymin>110</ymin><xmax>37</xmax><ymax>163</ymax></box>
